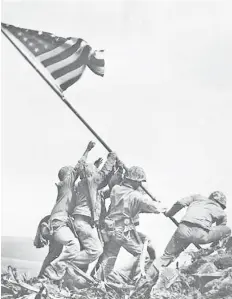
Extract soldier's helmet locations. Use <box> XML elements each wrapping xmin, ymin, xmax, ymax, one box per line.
<box><xmin>80</xmin><ymin>163</ymin><xmax>98</xmax><ymax>179</ymax></box>
<box><xmin>209</xmin><ymin>191</ymin><xmax>227</xmax><ymax>209</ymax></box>
<box><xmin>58</xmin><ymin>166</ymin><xmax>74</xmax><ymax>181</ymax></box>
<box><xmin>125</xmin><ymin>166</ymin><xmax>147</xmax><ymax>182</ymax></box>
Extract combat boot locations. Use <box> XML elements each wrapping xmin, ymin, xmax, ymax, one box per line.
<box><xmin>44</xmin><ymin>261</ymin><xmax>66</xmax><ymax>281</ymax></box>
<box><xmin>151</xmin><ymin>267</ymin><xmax>179</xmax><ymax>294</ymax></box>
<box><xmin>135</xmin><ymin>264</ymin><xmax>159</xmax><ymax>291</ymax></box>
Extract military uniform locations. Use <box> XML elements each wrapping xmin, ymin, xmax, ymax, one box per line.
<box><xmin>43</xmin><ymin>166</ymin><xmax>83</xmax><ymax>280</ymax></box>
<box><xmin>71</xmin><ymin>153</ymin><xmax>117</xmax><ymax>269</ymax></box>
<box><xmin>95</xmin><ymin>183</ymin><xmax>161</xmax><ymax>280</ymax></box>
<box><xmin>153</xmin><ymin>193</ymin><xmax>231</xmax><ymax>269</ymax></box>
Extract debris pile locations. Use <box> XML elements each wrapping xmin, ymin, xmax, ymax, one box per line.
<box><xmin>1</xmin><ymin>237</ymin><xmax>232</xmax><ymax>299</ymax></box>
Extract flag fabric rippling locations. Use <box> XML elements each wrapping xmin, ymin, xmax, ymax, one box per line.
<box><xmin>1</xmin><ymin>23</ymin><xmax>105</xmax><ymax>91</ymax></box>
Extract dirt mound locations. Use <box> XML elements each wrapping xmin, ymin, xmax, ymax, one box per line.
<box><xmin>2</xmin><ymin>237</ymin><xmax>232</xmax><ymax>299</ymax></box>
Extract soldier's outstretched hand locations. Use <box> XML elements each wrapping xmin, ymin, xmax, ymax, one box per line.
<box><xmin>87</xmin><ymin>141</ymin><xmax>96</xmax><ymax>151</ymax></box>
<box><xmin>94</xmin><ymin>157</ymin><xmax>103</xmax><ymax>168</ymax></box>
<box><xmin>156</xmin><ymin>203</ymin><xmax>168</xmax><ymax>214</ymax></box>
<box><xmin>108</xmin><ymin>151</ymin><xmax>117</xmax><ymax>160</ymax></box>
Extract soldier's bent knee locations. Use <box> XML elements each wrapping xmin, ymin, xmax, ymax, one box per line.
<box><xmin>87</xmin><ymin>245</ymin><xmax>103</xmax><ymax>261</ymax></box>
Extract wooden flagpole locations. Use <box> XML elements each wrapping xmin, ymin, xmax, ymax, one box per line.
<box><xmin>2</xmin><ymin>26</ymin><xmax>201</xmax><ymax>243</ymax></box>
<box><xmin>1</xmin><ymin>26</ymin><xmax>112</xmax><ymax>151</ymax></box>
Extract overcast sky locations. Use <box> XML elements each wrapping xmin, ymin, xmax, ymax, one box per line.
<box><xmin>1</xmin><ymin>0</ymin><xmax>232</xmax><ymax>256</ymax></box>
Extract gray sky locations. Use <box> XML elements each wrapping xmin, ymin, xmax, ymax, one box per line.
<box><xmin>1</xmin><ymin>0</ymin><xmax>232</xmax><ymax>255</ymax></box>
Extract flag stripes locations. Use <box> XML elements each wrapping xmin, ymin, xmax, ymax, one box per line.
<box><xmin>1</xmin><ymin>23</ymin><xmax>105</xmax><ymax>91</ymax></box>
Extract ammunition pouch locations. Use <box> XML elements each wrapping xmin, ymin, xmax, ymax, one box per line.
<box><xmin>103</xmin><ymin>217</ymin><xmax>140</xmax><ymax>243</ymax></box>
<box><xmin>104</xmin><ymin>218</ymin><xmax>116</xmax><ymax>235</ymax></box>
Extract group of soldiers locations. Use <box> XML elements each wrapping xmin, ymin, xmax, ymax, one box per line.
<box><xmin>34</xmin><ymin>141</ymin><xmax>231</xmax><ymax>291</ymax></box>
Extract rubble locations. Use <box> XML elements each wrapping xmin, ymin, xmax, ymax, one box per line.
<box><xmin>2</xmin><ymin>237</ymin><xmax>232</xmax><ymax>299</ymax></box>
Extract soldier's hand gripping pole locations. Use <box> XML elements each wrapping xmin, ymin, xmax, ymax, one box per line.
<box><xmin>75</xmin><ymin>125</ymin><xmax>182</xmax><ymax>231</ymax></box>
<box><xmin>139</xmin><ymin>185</ymin><xmax>202</xmax><ymax>250</ymax></box>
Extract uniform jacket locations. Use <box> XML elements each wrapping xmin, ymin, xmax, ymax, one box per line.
<box><xmin>107</xmin><ymin>184</ymin><xmax>160</xmax><ymax>226</ymax></box>
<box><xmin>166</xmin><ymin>194</ymin><xmax>227</xmax><ymax>230</ymax></box>
<box><xmin>73</xmin><ymin>154</ymin><xmax>116</xmax><ymax>220</ymax></box>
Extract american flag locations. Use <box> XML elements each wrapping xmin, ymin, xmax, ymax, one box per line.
<box><xmin>1</xmin><ymin>23</ymin><xmax>105</xmax><ymax>91</ymax></box>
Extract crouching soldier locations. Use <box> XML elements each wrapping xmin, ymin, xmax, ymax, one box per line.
<box><xmin>34</xmin><ymin>215</ymin><xmax>63</xmax><ymax>278</ymax></box>
<box><xmin>43</xmin><ymin>141</ymin><xmax>95</xmax><ymax>281</ymax></box>
<box><xmin>94</xmin><ymin>166</ymin><xmax>166</xmax><ymax>280</ymax></box>
<box><xmin>70</xmin><ymin>152</ymin><xmax>118</xmax><ymax>272</ymax></box>
<box><xmin>142</xmin><ymin>191</ymin><xmax>231</xmax><ymax>290</ymax></box>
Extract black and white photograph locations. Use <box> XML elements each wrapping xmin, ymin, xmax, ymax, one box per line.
<box><xmin>1</xmin><ymin>1</ymin><xmax>232</xmax><ymax>298</ymax></box>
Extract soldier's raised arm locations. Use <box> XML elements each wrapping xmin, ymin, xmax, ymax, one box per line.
<box><xmin>93</xmin><ymin>152</ymin><xmax>118</xmax><ymax>187</ymax></box>
<box><xmin>75</xmin><ymin>141</ymin><xmax>95</xmax><ymax>168</ymax></box>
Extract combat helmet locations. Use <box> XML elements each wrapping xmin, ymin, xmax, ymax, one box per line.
<box><xmin>125</xmin><ymin>166</ymin><xmax>147</xmax><ymax>182</ymax></box>
<box><xmin>209</xmin><ymin>191</ymin><xmax>227</xmax><ymax>209</ymax></box>
<box><xmin>58</xmin><ymin>166</ymin><xmax>74</xmax><ymax>181</ymax></box>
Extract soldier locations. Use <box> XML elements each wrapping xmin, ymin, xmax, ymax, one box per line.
<box><xmin>92</xmin><ymin>164</ymin><xmax>156</xmax><ymax>277</ymax></box>
<box><xmin>140</xmin><ymin>191</ymin><xmax>231</xmax><ymax>290</ymax></box>
<box><xmin>94</xmin><ymin>166</ymin><xmax>166</xmax><ymax>280</ymax></box>
<box><xmin>70</xmin><ymin>151</ymin><xmax>118</xmax><ymax>272</ymax></box>
<box><xmin>43</xmin><ymin>141</ymin><xmax>95</xmax><ymax>281</ymax></box>
<box><xmin>35</xmin><ymin>158</ymin><xmax>105</xmax><ymax>281</ymax></box>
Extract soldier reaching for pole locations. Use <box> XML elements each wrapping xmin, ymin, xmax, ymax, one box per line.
<box><xmin>42</xmin><ymin>141</ymin><xmax>95</xmax><ymax>281</ymax></box>
<box><xmin>94</xmin><ymin>166</ymin><xmax>167</xmax><ymax>281</ymax></box>
<box><xmin>138</xmin><ymin>191</ymin><xmax>231</xmax><ymax>290</ymax></box>
<box><xmin>92</xmin><ymin>163</ymin><xmax>157</xmax><ymax>277</ymax></box>
<box><xmin>70</xmin><ymin>151</ymin><xmax>118</xmax><ymax>274</ymax></box>
<box><xmin>34</xmin><ymin>157</ymin><xmax>106</xmax><ymax>281</ymax></box>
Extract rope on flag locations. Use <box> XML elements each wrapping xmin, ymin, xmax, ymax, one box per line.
<box><xmin>1</xmin><ymin>23</ymin><xmax>105</xmax><ymax>91</ymax></box>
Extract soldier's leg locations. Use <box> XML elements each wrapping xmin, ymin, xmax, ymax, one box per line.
<box><xmin>153</xmin><ymin>223</ymin><xmax>192</xmax><ymax>270</ymax></box>
<box><xmin>38</xmin><ymin>239</ymin><xmax>63</xmax><ymax>277</ymax></box>
<box><xmin>72</xmin><ymin>218</ymin><xmax>103</xmax><ymax>268</ymax></box>
<box><xmin>195</xmin><ymin>225</ymin><xmax>231</xmax><ymax>244</ymax></box>
<box><xmin>148</xmin><ymin>224</ymin><xmax>194</xmax><ymax>291</ymax></box>
<box><xmin>91</xmin><ymin>242</ymin><xmax>107</xmax><ymax>276</ymax></box>
<box><xmin>44</xmin><ymin>221</ymin><xmax>80</xmax><ymax>280</ymax></box>
<box><xmin>94</xmin><ymin>238</ymin><xmax>121</xmax><ymax>280</ymax></box>
<box><xmin>118</xmin><ymin>231</ymin><xmax>145</xmax><ymax>280</ymax></box>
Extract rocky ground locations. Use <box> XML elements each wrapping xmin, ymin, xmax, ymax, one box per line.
<box><xmin>2</xmin><ymin>237</ymin><xmax>232</xmax><ymax>299</ymax></box>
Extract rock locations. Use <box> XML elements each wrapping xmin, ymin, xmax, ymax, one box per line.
<box><xmin>214</xmin><ymin>255</ymin><xmax>232</xmax><ymax>269</ymax></box>
<box><xmin>197</xmin><ymin>262</ymin><xmax>218</xmax><ymax>274</ymax></box>
<box><xmin>204</xmin><ymin>276</ymin><xmax>232</xmax><ymax>299</ymax></box>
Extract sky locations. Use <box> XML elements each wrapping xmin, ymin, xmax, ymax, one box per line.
<box><xmin>1</xmin><ymin>0</ymin><xmax>232</xmax><ymax>256</ymax></box>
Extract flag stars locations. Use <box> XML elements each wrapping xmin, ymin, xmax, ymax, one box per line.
<box><xmin>28</xmin><ymin>42</ymin><xmax>34</xmax><ymax>47</ymax></box>
<box><xmin>23</xmin><ymin>37</ymin><xmax>28</xmax><ymax>42</ymax></box>
<box><xmin>34</xmin><ymin>48</ymin><xmax>39</xmax><ymax>53</ymax></box>
<box><xmin>44</xmin><ymin>44</ymin><xmax>48</xmax><ymax>49</ymax></box>
<box><xmin>38</xmin><ymin>31</ymin><xmax>43</xmax><ymax>35</ymax></box>
<box><xmin>17</xmin><ymin>32</ymin><xmax>23</xmax><ymax>36</ymax></box>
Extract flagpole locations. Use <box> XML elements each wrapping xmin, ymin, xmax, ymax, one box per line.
<box><xmin>1</xmin><ymin>27</ymin><xmax>63</xmax><ymax>99</ymax></box>
<box><xmin>2</xmin><ymin>27</ymin><xmax>199</xmax><ymax>241</ymax></box>
<box><xmin>1</xmin><ymin>26</ymin><xmax>112</xmax><ymax>152</ymax></box>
